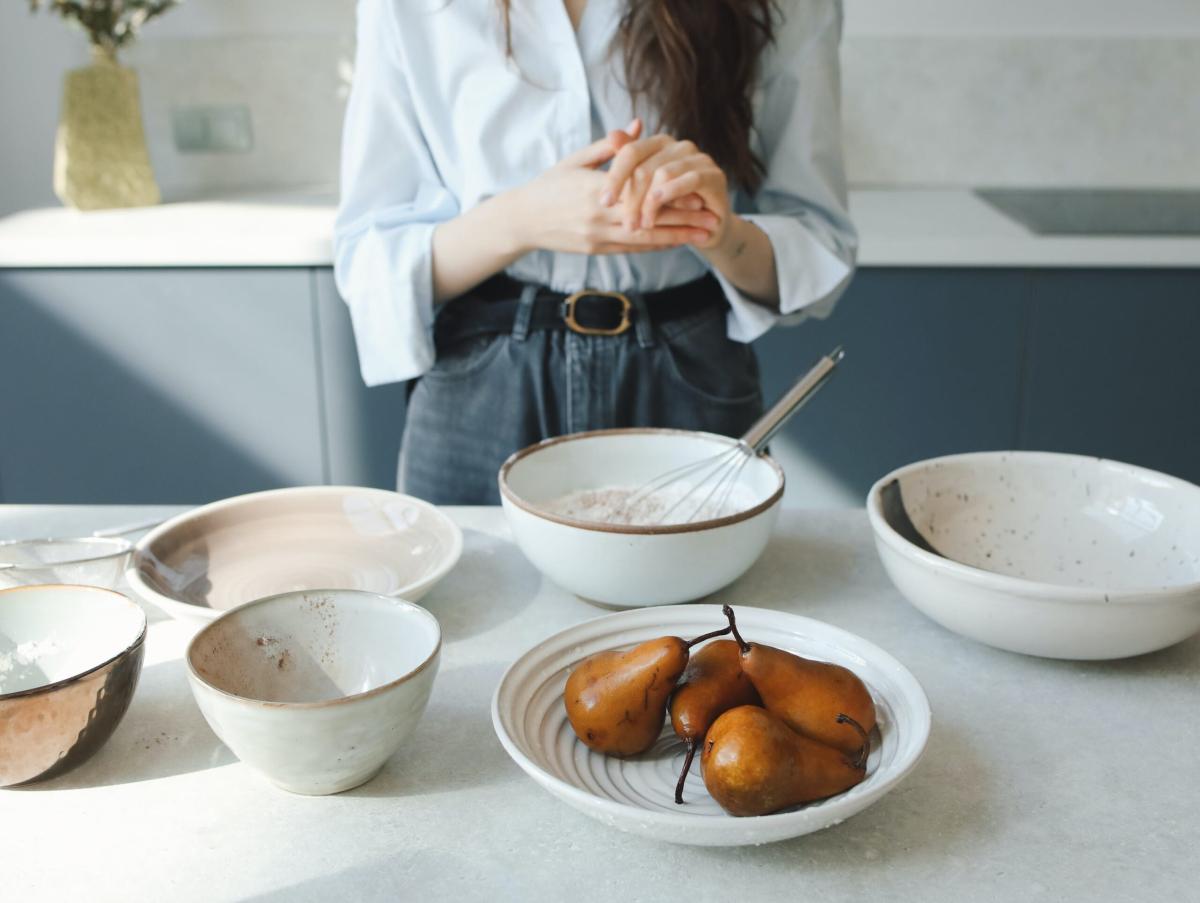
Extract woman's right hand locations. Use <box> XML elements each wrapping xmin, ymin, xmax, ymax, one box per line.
<box><xmin>512</xmin><ymin>133</ymin><xmax>717</xmax><ymax>256</ymax></box>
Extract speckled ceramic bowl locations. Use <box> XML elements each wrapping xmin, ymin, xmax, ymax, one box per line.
<box><xmin>868</xmin><ymin>451</ymin><xmax>1200</xmax><ymax>659</ymax></box>
<box><xmin>186</xmin><ymin>589</ymin><xmax>440</xmax><ymax>795</ymax></box>
<box><xmin>0</xmin><ymin>585</ymin><xmax>146</xmax><ymax>786</ymax></box>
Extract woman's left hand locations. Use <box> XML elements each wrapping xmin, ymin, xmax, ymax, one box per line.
<box><xmin>600</xmin><ymin>134</ymin><xmax>733</xmax><ymax>252</ymax></box>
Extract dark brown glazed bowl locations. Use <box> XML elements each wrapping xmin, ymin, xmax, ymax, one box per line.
<box><xmin>0</xmin><ymin>585</ymin><xmax>147</xmax><ymax>787</ymax></box>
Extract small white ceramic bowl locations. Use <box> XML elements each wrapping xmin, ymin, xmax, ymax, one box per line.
<box><xmin>492</xmin><ymin>604</ymin><xmax>930</xmax><ymax>846</ymax></box>
<box><xmin>0</xmin><ymin>536</ymin><xmax>133</xmax><ymax>590</ymax></box>
<box><xmin>0</xmin><ymin>584</ymin><xmax>146</xmax><ymax>786</ymax></box>
<box><xmin>185</xmin><ymin>589</ymin><xmax>440</xmax><ymax>795</ymax></box>
<box><xmin>128</xmin><ymin>486</ymin><xmax>462</xmax><ymax>623</ymax></box>
<box><xmin>868</xmin><ymin>451</ymin><xmax>1200</xmax><ymax>659</ymax></box>
<box><xmin>498</xmin><ymin>429</ymin><xmax>784</xmax><ymax>607</ymax></box>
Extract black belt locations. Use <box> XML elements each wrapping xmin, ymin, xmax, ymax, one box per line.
<box><xmin>434</xmin><ymin>274</ymin><xmax>725</xmax><ymax>346</ymax></box>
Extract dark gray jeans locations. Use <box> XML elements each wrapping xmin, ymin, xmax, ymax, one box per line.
<box><xmin>399</xmin><ymin>288</ymin><xmax>763</xmax><ymax>504</ymax></box>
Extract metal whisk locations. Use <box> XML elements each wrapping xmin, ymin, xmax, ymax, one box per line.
<box><xmin>621</xmin><ymin>347</ymin><xmax>845</xmax><ymax>525</ymax></box>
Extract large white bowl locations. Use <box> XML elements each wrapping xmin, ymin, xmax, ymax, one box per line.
<box><xmin>186</xmin><ymin>589</ymin><xmax>440</xmax><ymax>795</ymax></box>
<box><xmin>128</xmin><ymin>486</ymin><xmax>462</xmax><ymax>623</ymax></box>
<box><xmin>498</xmin><ymin>429</ymin><xmax>784</xmax><ymax>606</ymax></box>
<box><xmin>868</xmin><ymin>451</ymin><xmax>1200</xmax><ymax>659</ymax></box>
<box><xmin>492</xmin><ymin>604</ymin><xmax>931</xmax><ymax>846</ymax></box>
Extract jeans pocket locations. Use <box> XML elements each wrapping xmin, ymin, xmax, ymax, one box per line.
<box><xmin>661</xmin><ymin>309</ymin><xmax>761</xmax><ymax>405</ymax></box>
<box><xmin>425</xmin><ymin>332</ymin><xmax>508</xmax><ymax>381</ymax></box>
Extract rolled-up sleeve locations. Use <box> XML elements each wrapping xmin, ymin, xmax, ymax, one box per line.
<box><xmin>333</xmin><ymin>0</ymin><xmax>458</xmax><ymax>386</ymax></box>
<box><xmin>710</xmin><ymin>0</ymin><xmax>858</xmax><ymax>343</ymax></box>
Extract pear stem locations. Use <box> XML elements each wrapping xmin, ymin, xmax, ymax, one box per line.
<box><xmin>674</xmin><ymin>739</ymin><xmax>696</xmax><ymax>805</ymax></box>
<box><xmin>837</xmin><ymin>713</ymin><xmax>871</xmax><ymax>770</ymax></box>
<box><xmin>723</xmin><ymin>604</ymin><xmax>749</xmax><ymax>654</ymax></box>
<box><xmin>684</xmin><ymin>625</ymin><xmax>732</xmax><ymax>649</ymax></box>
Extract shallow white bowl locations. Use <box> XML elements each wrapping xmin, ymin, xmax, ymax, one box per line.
<box><xmin>186</xmin><ymin>589</ymin><xmax>440</xmax><ymax>795</ymax></box>
<box><xmin>498</xmin><ymin>429</ymin><xmax>784</xmax><ymax>607</ymax></box>
<box><xmin>128</xmin><ymin>486</ymin><xmax>462</xmax><ymax>623</ymax></box>
<box><xmin>491</xmin><ymin>604</ymin><xmax>930</xmax><ymax>846</ymax></box>
<box><xmin>868</xmin><ymin>451</ymin><xmax>1200</xmax><ymax>659</ymax></box>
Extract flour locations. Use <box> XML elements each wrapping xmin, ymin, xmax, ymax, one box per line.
<box><xmin>543</xmin><ymin>484</ymin><xmax>757</xmax><ymax>526</ymax></box>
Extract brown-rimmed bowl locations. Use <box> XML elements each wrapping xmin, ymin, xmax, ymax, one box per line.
<box><xmin>1</xmin><ymin>584</ymin><xmax>146</xmax><ymax>787</ymax></box>
<box><xmin>498</xmin><ymin>429</ymin><xmax>784</xmax><ymax>607</ymax></box>
<box><xmin>185</xmin><ymin>589</ymin><xmax>440</xmax><ymax>795</ymax></box>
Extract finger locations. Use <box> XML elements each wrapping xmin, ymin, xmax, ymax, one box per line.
<box><xmin>600</xmin><ymin>135</ymin><xmax>672</xmax><ymax>206</ymax></box>
<box><xmin>562</xmin><ymin>136</ymin><xmax>621</xmax><ymax>169</ymax></box>
<box><xmin>607</xmin><ymin>128</ymin><xmax>635</xmax><ymax>153</ymax></box>
<box><xmin>652</xmin><ymin>208</ymin><xmax>720</xmax><ymax>231</ymax></box>
<box><xmin>624</xmin><ymin>145</ymin><xmax>700</xmax><ymax>226</ymax></box>
<box><xmin>607</xmin><ymin>116</ymin><xmax>643</xmax><ymax>152</ymax></box>
<box><xmin>622</xmin><ymin>145</ymin><xmax>696</xmax><ymax>229</ymax></box>
<box><xmin>599</xmin><ymin>224</ymin><xmax>712</xmax><ymax>246</ymax></box>
<box><xmin>642</xmin><ymin>156</ymin><xmax>713</xmax><ymax>226</ymax></box>
<box><xmin>644</xmin><ymin>169</ymin><xmax>708</xmax><ymax>220</ymax></box>
<box><xmin>665</xmin><ymin>192</ymin><xmax>706</xmax><ymax>212</ymax></box>
<box><xmin>594</xmin><ymin>242</ymin><xmax>689</xmax><ymax>254</ymax></box>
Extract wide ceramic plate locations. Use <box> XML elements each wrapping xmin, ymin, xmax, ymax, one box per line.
<box><xmin>492</xmin><ymin>604</ymin><xmax>930</xmax><ymax>846</ymax></box>
<box><xmin>126</xmin><ymin>486</ymin><xmax>462</xmax><ymax>623</ymax></box>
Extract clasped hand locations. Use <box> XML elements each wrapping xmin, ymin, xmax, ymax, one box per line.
<box><xmin>517</xmin><ymin>118</ymin><xmax>732</xmax><ymax>257</ymax></box>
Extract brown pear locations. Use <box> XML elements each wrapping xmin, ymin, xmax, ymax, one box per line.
<box><xmin>701</xmin><ymin>705</ymin><xmax>867</xmax><ymax>817</ymax></box>
<box><xmin>565</xmin><ymin>626</ymin><xmax>730</xmax><ymax>757</ymax></box>
<box><xmin>668</xmin><ymin>639</ymin><xmax>761</xmax><ymax>803</ymax></box>
<box><xmin>724</xmin><ymin>605</ymin><xmax>876</xmax><ymax>754</ymax></box>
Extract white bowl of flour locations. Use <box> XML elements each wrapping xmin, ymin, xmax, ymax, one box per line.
<box><xmin>498</xmin><ymin>428</ymin><xmax>784</xmax><ymax>607</ymax></box>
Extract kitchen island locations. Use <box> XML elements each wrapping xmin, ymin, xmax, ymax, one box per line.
<box><xmin>2</xmin><ymin>504</ymin><xmax>1195</xmax><ymax>902</ymax></box>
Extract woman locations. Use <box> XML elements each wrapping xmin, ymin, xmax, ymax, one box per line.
<box><xmin>335</xmin><ymin>0</ymin><xmax>856</xmax><ymax>504</ymax></box>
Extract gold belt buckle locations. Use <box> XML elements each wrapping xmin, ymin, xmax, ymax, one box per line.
<box><xmin>562</xmin><ymin>290</ymin><xmax>633</xmax><ymax>337</ymax></box>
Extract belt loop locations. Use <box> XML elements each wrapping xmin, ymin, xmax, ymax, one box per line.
<box><xmin>629</xmin><ymin>291</ymin><xmax>655</xmax><ymax>348</ymax></box>
<box><xmin>511</xmin><ymin>283</ymin><xmax>538</xmax><ymax>342</ymax></box>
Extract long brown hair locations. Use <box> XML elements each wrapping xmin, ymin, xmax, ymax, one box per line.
<box><xmin>500</xmin><ymin>0</ymin><xmax>777</xmax><ymax>193</ymax></box>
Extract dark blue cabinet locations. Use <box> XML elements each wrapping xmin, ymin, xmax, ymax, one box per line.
<box><xmin>0</xmin><ymin>269</ymin><xmax>325</xmax><ymax>503</ymax></box>
<box><xmin>1</xmin><ymin>265</ymin><xmax>1196</xmax><ymax>504</ymax></box>
<box><xmin>1020</xmin><ymin>269</ymin><xmax>1200</xmax><ymax>481</ymax></box>
<box><xmin>755</xmin><ymin>268</ymin><xmax>1028</xmax><ymax>504</ymax></box>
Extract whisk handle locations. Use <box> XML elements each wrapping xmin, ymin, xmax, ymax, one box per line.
<box><xmin>742</xmin><ymin>346</ymin><xmax>844</xmax><ymax>452</ymax></box>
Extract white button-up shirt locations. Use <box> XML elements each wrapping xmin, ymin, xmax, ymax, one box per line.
<box><xmin>334</xmin><ymin>0</ymin><xmax>857</xmax><ymax>386</ymax></box>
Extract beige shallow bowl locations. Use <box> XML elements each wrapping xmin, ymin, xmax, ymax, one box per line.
<box><xmin>1</xmin><ymin>585</ymin><xmax>146</xmax><ymax>786</ymax></box>
<box><xmin>186</xmin><ymin>589</ymin><xmax>440</xmax><ymax>795</ymax></box>
<box><xmin>127</xmin><ymin>486</ymin><xmax>462</xmax><ymax>623</ymax></box>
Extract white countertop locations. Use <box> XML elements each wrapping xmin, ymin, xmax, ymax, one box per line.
<box><xmin>2</xmin><ymin>504</ymin><xmax>1196</xmax><ymax>902</ymax></box>
<box><xmin>1</xmin><ymin>189</ymin><xmax>1198</xmax><ymax>269</ymax></box>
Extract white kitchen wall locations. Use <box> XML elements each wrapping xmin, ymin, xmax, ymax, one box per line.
<box><xmin>0</xmin><ymin>0</ymin><xmax>356</xmax><ymax>213</ymax></box>
<box><xmin>845</xmin><ymin>0</ymin><xmax>1200</xmax><ymax>36</ymax></box>
<box><xmin>1</xmin><ymin>0</ymin><xmax>1198</xmax><ymax>214</ymax></box>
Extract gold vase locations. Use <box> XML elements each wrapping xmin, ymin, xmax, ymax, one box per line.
<box><xmin>54</xmin><ymin>46</ymin><xmax>160</xmax><ymax>210</ymax></box>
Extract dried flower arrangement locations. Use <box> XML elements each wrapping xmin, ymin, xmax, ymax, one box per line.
<box><xmin>28</xmin><ymin>0</ymin><xmax>179</xmax><ymax>54</ymax></box>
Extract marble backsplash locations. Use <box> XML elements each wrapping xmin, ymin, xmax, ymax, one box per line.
<box><xmin>843</xmin><ymin>37</ymin><xmax>1200</xmax><ymax>188</ymax></box>
<box><xmin>77</xmin><ymin>30</ymin><xmax>1200</xmax><ymax>200</ymax></box>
